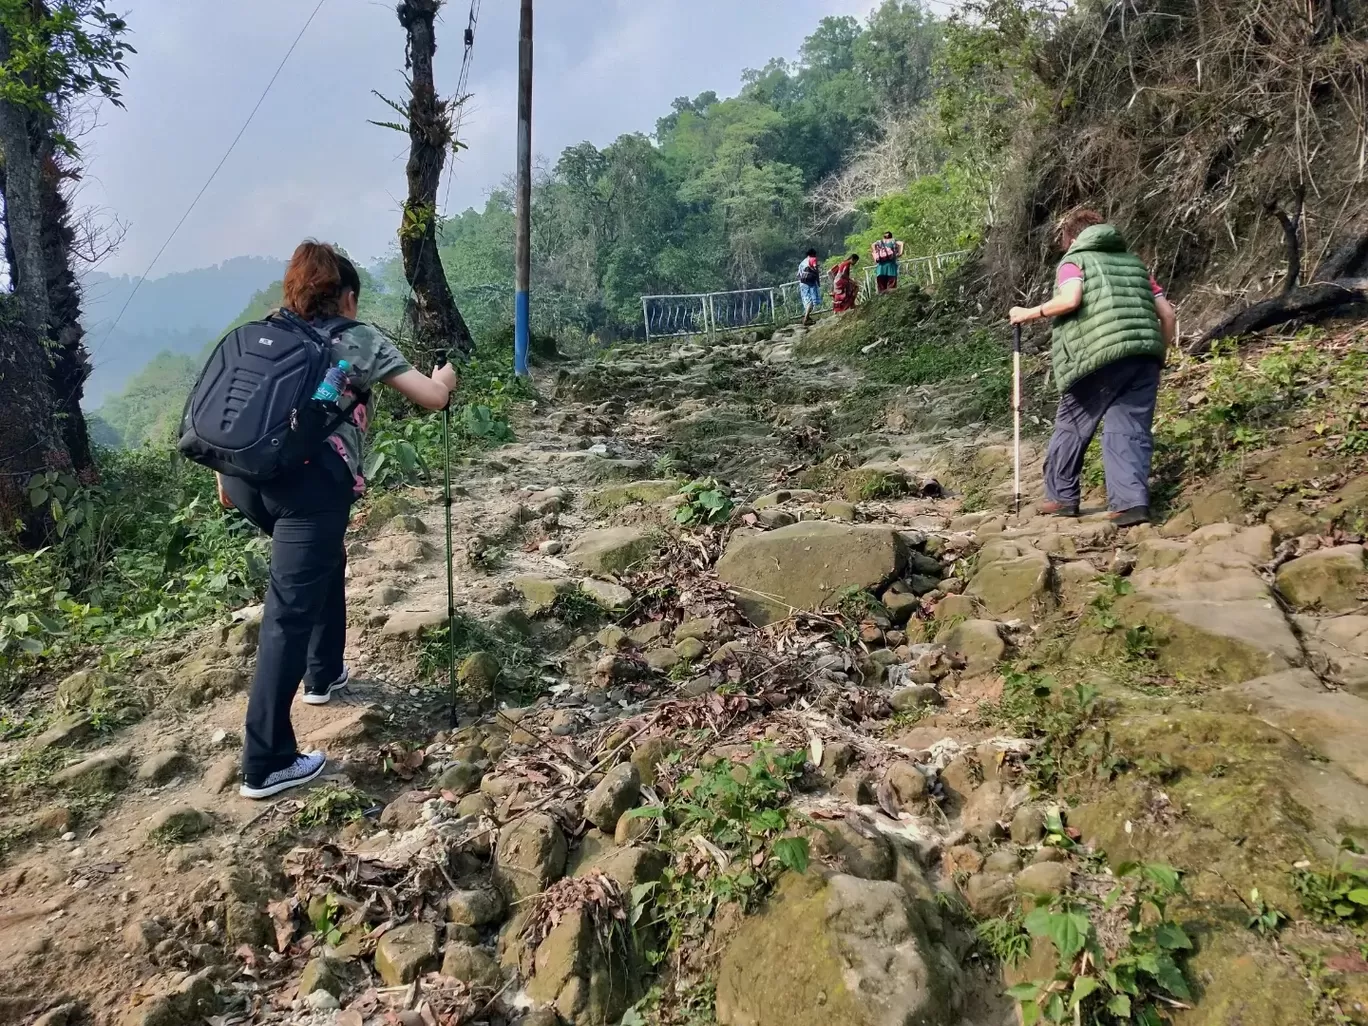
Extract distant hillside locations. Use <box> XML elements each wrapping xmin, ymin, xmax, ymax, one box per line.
<box><xmin>81</xmin><ymin>256</ymin><xmax>286</xmax><ymax>407</ymax></box>
<box><xmin>93</xmin><ymin>277</ymin><xmax>287</xmax><ymax>448</ymax></box>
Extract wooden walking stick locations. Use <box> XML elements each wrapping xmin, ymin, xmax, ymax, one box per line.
<box><xmin>1012</xmin><ymin>324</ymin><xmax>1023</xmax><ymax>516</ymax></box>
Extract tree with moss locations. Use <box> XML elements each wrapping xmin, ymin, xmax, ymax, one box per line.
<box><xmin>0</xmin><ymin>0</ymin><xmax>131</xmax><ymax>537</ymax></box>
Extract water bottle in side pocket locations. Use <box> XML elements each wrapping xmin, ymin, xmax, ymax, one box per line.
<box><xmin>312</xmin><ymin>360</ymin><xmax>352</xmax><ymax>407</ymax></box>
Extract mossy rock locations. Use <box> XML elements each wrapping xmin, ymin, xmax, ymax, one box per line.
<box><xmin>836</xmin><ymin>467</ymin><xmax>910</xmax><ymax>502</ymax></box>
<box><xmin>586</xmin><ymin>479</ymin><xmax>682</xmax><ymax>512</ymax></box>
<box><xmin>54</xmin><ymin>669</ymin><xmax>123</xmax><ymax>713</ymax></box>
<box><xmin>714</xmin><ymin>872</ymin><xmax>963</xmax><ymax>1026</ymax></box>
<box><xmin>1070</xmin><ymin>708</ymin><xmax>1343</xmax><ymax>910</ymax></box>
<box><xmin>364</xmin><ymin>492</ymin><xmax>416</xmax><ymax>533</ymax></box>
<box><xmin>1170</xmin><ymin>927</ymin><xmax>1310</xmax><ymax>1026</ymax></box>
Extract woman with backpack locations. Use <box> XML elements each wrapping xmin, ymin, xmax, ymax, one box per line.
<box><xmin>797</xmin><ymin>249</ymin><xmax>823</xmax><ymax>326</ymax></box>
<box><xmin>217</xmin><ymin>241</ymin><xmax>460</xmax><ymax>799</ymax></box>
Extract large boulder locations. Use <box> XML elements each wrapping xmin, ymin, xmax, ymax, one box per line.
<box><xmin>374</xmin><ymin>922</ymin><xmax>439</xmax><ymax>986</ymax></box>
<box><xmin>1086</xmin><ymin>530</ymin><xmax>1302</xmax><ymax>685</ymax></box>
<box><xmin>521</xmin><ymin>904</ymin><xmax>645</xmax><ymax>1025</ymax></box>
<box><xmin>1299</xmin><ymin>614</ymin><xmax>1368</xmax><ymax>695</ymax></box>
<box><xmin>51</xmin><ymin>748</ymin><xmax>130</xmax><ymax>790</ymax></box>
<box><xmin>587</xmin><ymin>480</ymin><xmax>682</xmax><ymax>512</ymax></box>
<box><xmin>117</xmin><ymin>970</ymin><xmax>217</xmax><ymax>1026</ymax></box>
<box><xmin>965</xmin><ymin>548</ymin><xmax>1054</xmax><ymax>622</ymax></box>
<box><xmin>1276</xmin><ymin>545</ymin><xmax>1367</xmax><ymax>613</ymax></box>
<box><xmin>55</xmin><ymin>668</ymin><xmax>120</xmax><ymax>712</ymax></box>
<box><xmin>715</xmin><ymin>872</ymin><xmax>963</xmax><ymax>1026</ymax></box>
<box><xmin>583</xmin><ymin>763</ymin><xmax>641</xmax><ymax>833</ymax></box>
<box><xmin>513</xmin><ymin>576</ymin><xmax>573</xmax><ymax>616</ymax></box>
<box><xmin>1212</xmin><ymin>669</ymin><xmax>1368</xmax><ymax>786</ymax></box>
<box><xmin>938</xmin><ymin>620</ymin><xmax>1007</xmax><ymax>676</ymax></box>
<box><xmin>493</xmin><ymin>813</ymin><xmax>568</xmax><ymax>902</ymax></box>
<box><xmin>715</xmin><ymin>522</ymin><xmax>908</xmax><ymax>625</ymax></box>
<box><xmin>566</xmin><ymin>527</ymin><xmax>661</xmax><ymax>576</ymax></box>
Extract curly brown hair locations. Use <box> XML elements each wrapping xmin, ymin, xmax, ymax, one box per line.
<box><xmin>1056</xmin><ymin>207</ymin><xmax>1106</xmax><ymax>248</ymax></box>
<box><xmin>282</xmin><ymin>240</ymin><xmax>361</xmax><ymax>321</ymax></box>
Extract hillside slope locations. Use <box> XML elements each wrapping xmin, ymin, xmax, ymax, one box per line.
<box><xmin>979</xmin><ymin>0</ymin><xmax>1368</xmax><ymax>330</ymax></box>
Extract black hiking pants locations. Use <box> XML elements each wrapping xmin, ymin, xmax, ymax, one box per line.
<box><xmin>222</xmin><ymin>452</ymin><xmax>353</xmax><ymax>785</ymax></box>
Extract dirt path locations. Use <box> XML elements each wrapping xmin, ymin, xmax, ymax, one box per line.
<box><xmin>5</xmin><ymin>325</ymin><xmax>1368</xmax><ymax>1026</ymax></box>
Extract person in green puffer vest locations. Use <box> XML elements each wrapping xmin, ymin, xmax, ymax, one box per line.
<box><xmin>1010</xmin><ymin>208</ymin><xmax>1178</xmax><ymax>526</ymax></box>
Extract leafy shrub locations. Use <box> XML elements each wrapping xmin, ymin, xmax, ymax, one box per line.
<box><xmin>1292</xmin><ymin>840</ymin><xmax>1368</xmax><ymax>928</ymax></box>
<box><xmin>1</xmin><ymin>450</ymin><xmax>268</xmax><ymax>690</ymax></box>
<box><xmin>674</xmin><ymin>479</ymin><xmax>733</xmax><ymax>526</ymax></box>
<box><xmin>1010</xmin><ymin>862</ymin><xmax>1192</xmax><ymax>1025</ymax></box>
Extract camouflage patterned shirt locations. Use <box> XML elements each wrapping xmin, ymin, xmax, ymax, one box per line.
<box><xmin>323</xmin><ymin>322</ymin><xmax>411</xmax><ymax>495</ymax></box>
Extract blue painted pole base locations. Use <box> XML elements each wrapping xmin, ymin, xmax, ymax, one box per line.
<box><xmin>514</xmin><ymin>291</ymin><xmax>530</xmax><ymax>377</ymax></box>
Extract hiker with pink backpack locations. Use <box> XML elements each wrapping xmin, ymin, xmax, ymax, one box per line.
<box><xmin>871</xmin><ymin>232</ymin><xmax>905</xmax><ymax>293</ymax></box>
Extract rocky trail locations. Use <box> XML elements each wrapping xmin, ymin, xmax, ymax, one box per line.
<box><xmin>6</xmin><ymin>319</ymin><xmax>1368</xmax><ymax>1026</ymax></box>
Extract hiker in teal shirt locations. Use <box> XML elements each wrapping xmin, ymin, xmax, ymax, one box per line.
<box><xmin>1010</xmin><ymin>208</ymin><xmax>1177</xmax><ymax>527</ymax></box>
<box><xmin>871</xmin><ymin>232</ymin><xmax>904</xmax><ymax>293</ymax></box>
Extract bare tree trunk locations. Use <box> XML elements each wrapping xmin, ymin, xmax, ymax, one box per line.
<box><xmin>40</xmin><ymin>151</ymin><xmax>92</xmax><ymax>472</ymax></box>
<box><xmin>0</xmin><ymin>23</ymin><xmax>51</xmax><ymax>337</ymax></box>
<box><xmin>0</xmin><ymin>318</ymin><xmax>66</xmax><ymax>542</ymax></box>
<box><xmin>396</xmin><ymin>0</ymin><xmax>473</xmax><ymax>366</ymax></box>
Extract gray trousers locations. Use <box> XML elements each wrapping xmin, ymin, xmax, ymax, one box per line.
<box><xmin>1043</xmin><ymin>355</ymin><xmax>1162</xmax><ymax>511</ymax></box>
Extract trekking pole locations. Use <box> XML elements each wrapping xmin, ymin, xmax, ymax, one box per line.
<box><xmin>436</xmin><ymin>350</ymin><xmax>458</xmax><ymax>728</ymax></box>
<box><xmin>1012</xmin><ymin>325</ymin><xmax>1023</xmax><ymax>516</ymax></box>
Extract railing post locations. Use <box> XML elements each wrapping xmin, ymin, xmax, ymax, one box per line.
<box><xmin>769</xmin><ymin>288</ymin><xmax>776</xmax><ymax>325</ymax></box>
<box><xmin>708</xmin><ymin>293</ymin><xmax>717</xmax><ymax>339</ymax></box>
<box><xmin>642</xmin><ymin>296</ymin><xmax>651</xmax><ymax>342</ymax></box>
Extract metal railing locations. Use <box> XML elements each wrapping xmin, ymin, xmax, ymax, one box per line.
<box><xmin>641</xmin><ymin>249</ymin><xmax>969</xmax><ymax>341</ymax></box>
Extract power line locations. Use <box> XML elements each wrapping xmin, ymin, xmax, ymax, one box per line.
<box><xmin>84</xmin><ymin>0</ymin><xmax>330</xmax><ymax>368</ymax></box>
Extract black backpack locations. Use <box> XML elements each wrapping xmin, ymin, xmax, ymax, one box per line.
<box><xmin>798</xmin><ymin>262</ymin><xmax>821</xmax><ymax>286</ymax></box>
<box><xmin>178</xmin><ymin>311</ymin><xmax>365</xmax><ymax>482</ymax></box>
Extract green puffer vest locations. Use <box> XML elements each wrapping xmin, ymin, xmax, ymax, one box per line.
<box><xmin>1051</xmin><ymin>224</ymin><xmax>1164</xmax><ymax>392</ymax></box>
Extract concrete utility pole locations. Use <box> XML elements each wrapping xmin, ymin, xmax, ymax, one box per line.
<box><xmin>514</xmin><ymin>0</ymin><xmax>533</xmax><ymax>376</ymax></box>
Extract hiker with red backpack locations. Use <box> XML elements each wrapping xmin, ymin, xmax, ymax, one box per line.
<box><xmin>831</xmin><ymin>253</ymin><xmax>861</xmax><ymax>312</ymax></box>
<box><xmin>871</xmin><ymin>232</ymin><xmax>904</xmax><ymax>293</ymax></box>
<box><xmin>182</xmin><ymin>241</ymin><xmax>462</xmax><ymax>800</ymax></box>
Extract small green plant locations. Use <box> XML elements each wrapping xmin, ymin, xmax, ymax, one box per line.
<box><xmin>986</xmin><ymin>672</ymin><xmax>1115</xmax><ymax>793</ymax></box>
<box><xmin>627</xmin><ymin>743</ymin><xmax>812</xmax><ymax>981</ymax></box>
<box><xmin>978</xmin><ymin>910</ymin><xmax>1031</xmax><ymax>966</ymax></box>
<box><xmin>1123</xmin><ymin>625</ymin><xmax>1158</xmax><ymax>662</ymax></box>
<box><xmin>309</xmin><ymin>893</ymin><xmax>346</xmax><ymax>947</ymax></box>
<box><xmin>552</xmin><ymin>590</ymin><xmax>607</xmax><ymax>630</ymax></box>
<box><xmin>834</xmin><ymin>586</ymin><xmax>889</xmax><ymax>622</ymax></box>
<box><xmin>458</xmin><ymin>402</ymin><xmax>516</xmax><ymax>445</ymax></box>
<box><xmin>1245</xmin><ymin>888</ymin><xmax>1288</xmax><ymax>936</ymax></box>
<box><xmin>674</xmin><ymin>479</ymin><xmax>733</xmax><ymax>526</ymax></box>
<box><xmin>1292</xmin><ymin>839</ymin><xmax>1368</xmax><ymax>929</ymax></box>
<box><xmin>652</xmin><ymin>452</ymin><xmax>684</xmax><ymax>478</ymax></box>
<box><xmin>1009</xmin><ymin>862</ymin><xmax>1192</xmax><ymax>1025</ymax></box>
<box><xmin>295</xmin><ymin>785</ymin><xmax>372</xmax><ymax>829</ymax></box>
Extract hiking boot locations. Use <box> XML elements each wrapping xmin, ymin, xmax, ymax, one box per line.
<box><xmin>239</xmin><ymin>751</ymin><xmax>328</xmax><ymax>800</ymax></box>
<box><xmin>1109</xmin><ymin>506</ymin><xmax>1151</xmax><ymax>528</ymax></box>
<box><xmin>1039</xmin><ymin>501</ymin><xmax>1080</xmax><ymax>518</ymax></box>
<box><xmin>303</xmin><ymin>666</ymin><xmax>350</xmax><ymax>706</ymax></box>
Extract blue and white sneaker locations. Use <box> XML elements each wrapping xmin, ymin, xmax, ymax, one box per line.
<box><xmin>303</xmin><ymin>666</ymin><xmax>350</xmax><ymax>706</ymax></box>
<box><xmin>239</xmin><ymin>751</ymin><xmax>328</xmax><ymax>800</ymax></box>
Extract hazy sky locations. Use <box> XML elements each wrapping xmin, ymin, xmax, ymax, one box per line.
<box><xmin>82</xmin><ymin>0</ymin><xmax>881</xmax><ymax>278</ymax></box>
